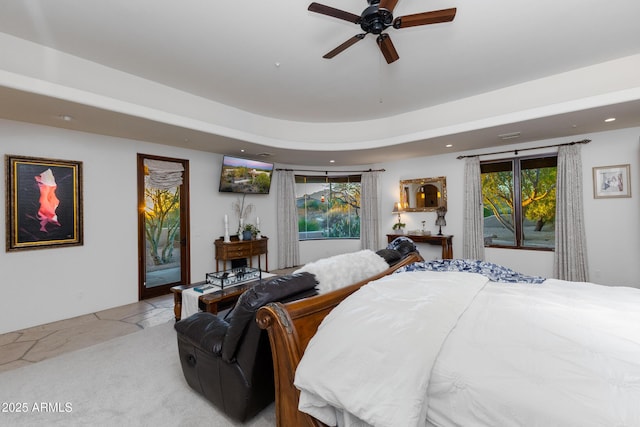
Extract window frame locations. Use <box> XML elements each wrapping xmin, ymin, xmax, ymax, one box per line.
<box><xmin>295</xmin><ymin>174</ymin><xmax>362</xmax><ymax>241</ymax></box>
<box><xmin>481</xmin><ymin>153</ymin><xmax>557</xmax><ymax>251</ymax></box>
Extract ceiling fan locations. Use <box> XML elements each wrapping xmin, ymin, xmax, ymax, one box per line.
<box><xmin>308</xmin><ymin>0</ymin><xmax>456</xmax><ymax>64</ymax></box>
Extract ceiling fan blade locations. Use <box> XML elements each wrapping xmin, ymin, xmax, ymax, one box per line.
<box><xmin>323</xmin><ymin>34</ymin><xmax>366</xmax><ymax>59</ymax></box>
<box><xmin>308</xmin><ymin>2</ymin><xmax>361</xmax><ymax>24</ymax></box>
<box><xmin>393</xmin><ymin>7</ymin><xmax>457</xmax><ymax>29</ymax></box>
<box><xmin>377</xmin><ymin>33</ymin><xmax>399</xmax><ymax>64</ymax></box>
<box><xmin>378</xmin><ymin>0</ymin><xmax>399</xmax><ymax>13</ymax></box>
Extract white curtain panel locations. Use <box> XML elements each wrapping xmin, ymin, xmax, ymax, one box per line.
<box><xmin>360</xmin><ymin>171</ymin><xmax>380</xmax><ymax>250</ymax></box>
<box><xmin>463</xmin><ymin>157</ymin><xmax>485</xmax><ymax>260</ymax></box>
<box><xmin>276</xmin><ymin>170</ymin><xmax>300</xmax><ymax>269</ymax></box>
<box><xmin>554</xmin><ymin>144</ymin><xmax>589</xmax><ymax>281</ymax></box>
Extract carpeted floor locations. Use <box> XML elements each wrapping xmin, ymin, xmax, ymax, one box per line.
<box><xmin>0</xmin><ymin>320</ymin><xmax>276</xmax><ymax>427</ymax></box>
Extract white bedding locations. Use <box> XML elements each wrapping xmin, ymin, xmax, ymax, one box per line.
<box><xmin>295</xmin><ymin>271</ymin><xmax>489</xmax><ymax>426</ymax></box>
<box><xmin>294</xmin><ymin>271</ymin><xmax>640</xmax><ymax>427</ymax></box>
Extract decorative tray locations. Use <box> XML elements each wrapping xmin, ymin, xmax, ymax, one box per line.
<box><xmin>205</xmin><ymin>266</ymin><xmax>261</xmax><ymax>289</ymax></box>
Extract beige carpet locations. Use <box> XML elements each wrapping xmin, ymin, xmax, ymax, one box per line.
<box><xmin>0</xmin><ymin>320</ymin><xmax>276</xmax><ymax>426</ymax></box>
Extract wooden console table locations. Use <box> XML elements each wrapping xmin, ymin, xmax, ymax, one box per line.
<box><xmin>214</xmin><ymin>236</ymin><xmax>268</xmax><ymax>272</ymax></box>
<box><xmin>387</xmin><ymin>234</ymin><xmax>454</xmax><ymax>259</ymax></box>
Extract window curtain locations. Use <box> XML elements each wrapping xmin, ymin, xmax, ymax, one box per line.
<box><xmin>463</xmin><ymin>157</ymin><xmax>485</xmax><ymax>260</ymax></box>
<box><xmin>276</xmin><ymin>170</ymin><xmax>300</xmax><ymax>269</ymax></box>
<box><xmin>360</xmin><ymin>171</ymin><xmax>380</xmax><ymax>250</ymax></box>
<box><xmin>144</xmin><ymin>159</ymin><xmax>183</xmax><ymax>189</ymax></box>
<box><xmin>554</xmin><ymin>144</ymin><xmax>589</xmax><ymax>281</ymax></box>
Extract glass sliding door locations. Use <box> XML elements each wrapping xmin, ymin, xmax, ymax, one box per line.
<box><xmin>137</xmin><ymin>154</ymin><xmax>190</xmax><ymax>300</ymax></box>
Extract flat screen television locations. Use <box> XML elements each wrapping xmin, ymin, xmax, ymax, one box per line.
<box><xmin>218</xmin><ymin>155</ymin><xmax>274</xmax><ymax>194</ymax></box>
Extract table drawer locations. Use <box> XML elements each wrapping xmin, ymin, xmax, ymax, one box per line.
<box><xmin>221</xmin><ymin>247</ymin><xmax>252</xmax><ymax>258</ymax></box>
<box><xmin>214</xmin><ymin>237</ymin><xmax>269</xmax><ymax>272</ymax></box>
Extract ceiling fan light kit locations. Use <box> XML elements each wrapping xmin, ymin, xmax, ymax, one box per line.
<box><xmin>308</xmin><ymin>0</ymin><xmax>456</xmax><ymax>64</ymax></box>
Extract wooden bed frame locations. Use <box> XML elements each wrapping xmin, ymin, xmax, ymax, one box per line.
<box><xmin>256</xmin><ymin>252</ymin><xmax>423</xmax><ymax>427</ymax></box>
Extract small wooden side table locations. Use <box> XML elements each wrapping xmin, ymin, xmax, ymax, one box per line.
<box><xmin>387</xmin><ymin>234</ymin><xmax>454</xmax><ymax>259</ymax></box>
<box><xmin>214</xmin><ymin>236</ymin><xmax>269</xmax><ymax>272</ymax></box>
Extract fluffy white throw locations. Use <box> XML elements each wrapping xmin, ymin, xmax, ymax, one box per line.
<box><xmin>294</xmin><ymin>249</ymin><xmax>389</xmax><ymax>294</ymax></box>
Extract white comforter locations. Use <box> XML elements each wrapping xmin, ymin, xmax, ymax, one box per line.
<box><xmin>294</xmin><ymin>271</ymin><xmax>640</xmax><ymax>427</ymax></box>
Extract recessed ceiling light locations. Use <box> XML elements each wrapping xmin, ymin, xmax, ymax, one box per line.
<box><xmin>60</xmin><ymin>114</ymin><xmax>73</xmax><ymax>122</ymax></box>
<box><xmin>605</xmin><ymin>117</ymin><xmax>616</xmax><ymax>122</ymax></box>
<box><xmin>445</xmin><ymin>144</ymin><xmax>453</xmax><ymax>148</ymax></box>
<box><xmin>329</xmin><ymin>160</ymin><xmax>335</xmax><ymax>163</ymax></box>
<box><xmin>240</xmin><ymin>149</ymin><xmax>245</xmax><ymax>152</ymax></box>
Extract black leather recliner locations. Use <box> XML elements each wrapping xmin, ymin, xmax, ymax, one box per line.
<box><xmin>174</xmin><ymin>272</ymin><xmax>318</xmax><ymax>422</ymax></box>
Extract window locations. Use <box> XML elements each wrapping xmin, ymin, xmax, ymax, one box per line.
<box><xmin>295</xmin><ymin>175</ymin><xmax>361</xmax><ymax>241</ymax></box>
<box><xmin>481</xmin><ymin>154</ymin><xmax>557</xmax><ymax>249</ymax></box>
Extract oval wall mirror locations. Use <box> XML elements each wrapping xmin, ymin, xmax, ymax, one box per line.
<box><xmin>399</xmin><ymin>176</ymin><xmax>447</xmax><ymax>212</ymax></box>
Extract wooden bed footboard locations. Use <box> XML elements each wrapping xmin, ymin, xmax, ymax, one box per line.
<box><xmin>256</xmin><ymin>252</ymin><xmax>423</xmax><ymax>427</ymax></box>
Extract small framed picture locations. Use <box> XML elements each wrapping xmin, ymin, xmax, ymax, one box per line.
<box><xmin>5</xmin><ymin>155</ymin><xmax>83</xmax><ymax>251</ymax></box>
<box><xmin>592</xmin><ymin>164</ymin><xmax>631</xmax><ymax>199</ymax></box>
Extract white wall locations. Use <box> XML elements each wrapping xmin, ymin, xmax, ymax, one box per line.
<box><xmin>380</xmin><ymin>127</ymin><xmax>640</xmax><ymax>287</ymax></box>
<box><xmin>0</xmin><ymin>119</ymin><xmax>279</xmax><ymax>334</ymax></box>
<box><xmin>580</xmin><ymin>128</ymin><xmax>640</xmax><ymax>286</ymax></box>
<box><xmin>2</xmin><ymin>119</ymin><xmax>639</xmax><ymax>334</ymax></box>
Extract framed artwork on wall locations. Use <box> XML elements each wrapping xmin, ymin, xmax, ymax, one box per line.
<box><xmin>592</xmin><ymin>164</ymin><xmax>631</xmax><ymax>199</ymax></box>
<box><xmin>5</xmin><ymin>155</ymin><xmax>83</xmax><ymax>251</ymax></box>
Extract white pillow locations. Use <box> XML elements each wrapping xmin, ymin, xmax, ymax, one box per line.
<box><xmin>294</xmin><ymin>249</ymin><xmax>389</xmax><ymax>294</ymax></box>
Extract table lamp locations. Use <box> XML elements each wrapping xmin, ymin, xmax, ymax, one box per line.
<box><xmin>392</xmin><ymin>202</ymin><xmax>405</xmax><ymax>231</ymax></box>
<box><xmin>435</xmin><ymin>206</ymin><xmax>447</xmax><ymax>236</ymax></box>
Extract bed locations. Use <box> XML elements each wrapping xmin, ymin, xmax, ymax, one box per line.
<box><xmin>256</xmin><ymin>259</ymin><xmax>640</xmax><ymax>427</ymax></box>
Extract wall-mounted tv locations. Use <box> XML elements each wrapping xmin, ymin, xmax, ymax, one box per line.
<box><xmin>219</xmin><ymin>155</ymin><xmax>274</xmax><ymax>194</ymax></box>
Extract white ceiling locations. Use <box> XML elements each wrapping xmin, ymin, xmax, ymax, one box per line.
<box><xmin>1</xmin><ymin>0</ymin><xmax>640</xmax><ymax>166</ymax></box>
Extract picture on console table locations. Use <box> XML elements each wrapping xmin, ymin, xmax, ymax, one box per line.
<box><xmin>5</xmin><ymin>155</ymin><xmax>83</xmax><ymax>251</ymax></box>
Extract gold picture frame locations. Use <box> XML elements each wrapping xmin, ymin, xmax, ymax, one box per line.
<box><xmin>399</xmin><ymin>176</ymin><xmax>447</xmax><ymax>212</ymax></box>
<box><xmin>592</xmin><ymin>164</ymin><xmax>631</xmax><ymax>199</ymax></box>
<box><xmin>5</xmin><ymin>155</ymin><xmax>83</xmax><ymax>251</ymax></box>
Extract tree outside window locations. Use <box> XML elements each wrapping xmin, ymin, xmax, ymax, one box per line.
<box><xmin>295</xmin><ymin>175</ymin><xmax>361</xmax><ymax>240</ymax></box>
<box><xmin>144</xmin><ymin>187</ymin><xmax>181</xmax><ymax>265</ymax></box>
<box><xmin>481</xmin><ymin>155</ymin><xmax>557</xmax><ymax>249</ymax></box>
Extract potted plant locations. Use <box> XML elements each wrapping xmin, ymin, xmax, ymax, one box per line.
<box><xmin>392</xmin><ymin>221</ymin><xmax>406</xmax><ymax>234</ymax></box>
<box><xmin>242</xmin><ymin>224</ymin><xmax>260</xmax><ymax>240</ymax></box>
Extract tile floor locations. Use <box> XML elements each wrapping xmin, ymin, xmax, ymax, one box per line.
<box><xmin>0</xmin><ymin>267</ymin><xmax>300</xmax><ymax>374</ymax></box>
<box><xmin>0</xmin><ymin>294</ymin><xmax>175</xmax><ymax>374</ymax></box>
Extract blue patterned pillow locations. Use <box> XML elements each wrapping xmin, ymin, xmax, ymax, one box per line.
<box><xmin>395</xmin><ymin>259</ymin><xmax>545</xmax><ymax>284</ymax></box>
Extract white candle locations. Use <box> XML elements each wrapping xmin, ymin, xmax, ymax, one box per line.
<box><xmin>224</xmin><ymin>214</ymin><xmax>228</xmax><ymax>225</ymax></box>
<box><xmin>256</xmin><ymin>216</ymin><xmax>260</xmax><ymax>227</ymax></box>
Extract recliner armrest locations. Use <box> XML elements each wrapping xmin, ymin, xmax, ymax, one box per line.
<box><xmin>174</xmin><ymin>312</ymin><xmax>229</xmax><ymax>356</ymax></box>
<box><xmin>222</xmin><ymin>272</ymin><xmax>318</xmax><ymax>362</ymax></box>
